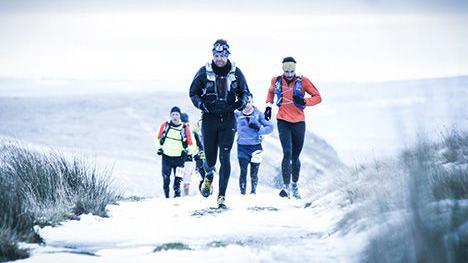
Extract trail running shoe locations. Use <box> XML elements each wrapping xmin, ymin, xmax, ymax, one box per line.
<box><xmin>200</xmin><ymin>177</ymin><xmax>212</xmax><ymax>198</ymax></box>
<box><xmin>279</xmin><ymin>184</ymin><xmax>290</xmax><ymax>198</ymax></box>
<box><xmin>291</xmin><ymin>183</ymin><xmax>301</xmax><ymax>199</ymax></box>
<box><xmin>217</xmin><ymin>195</ymin><xmax>227</xmax><ymax>209</ymax></box>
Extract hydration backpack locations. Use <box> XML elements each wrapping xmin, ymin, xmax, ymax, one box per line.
<box><xmin>274</xmin><ymin>75</ymin><xmax>305</xmax><ymax>110</ymax></box>
<box><xmin>202</xmin><ymin>62</ymin><xmax>237</xmax><ymax>102</ymax></box>
<box><xmin>159</xmin><ymin>122</ymin><xmax>189</xmax><ymax>148</ymax></box>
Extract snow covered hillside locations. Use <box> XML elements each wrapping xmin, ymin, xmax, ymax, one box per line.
<box><xmin>0</xmin><ymin>89</ymin><xmax>342</xmax><ymax>198</ymax></box>
<box><xmin>1</xmin><ymin>76</ymin><xmax>467</xmax><ymax>262</ymax></box>
<box><xmin>306</xmin><ymin>76</ymin><xmax>468</xmax><ymax>164</ymax></box>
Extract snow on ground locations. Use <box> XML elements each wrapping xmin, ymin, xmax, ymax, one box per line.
<box><xmin>2</xmin><ymin>76</ymin><xmax>467</xmax><ymax>262</ymax></box>
<box><xmin>17</xmin><ymin>190</ymin><xmax>364</xmax><ymax>263</ymax></box>
<box><xmin>0</xmin><ymin>88</ymin><xmax>351</xmax><ymax>262</ymax></box>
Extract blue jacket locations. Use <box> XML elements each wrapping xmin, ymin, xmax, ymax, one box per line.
<box><xmin>235</xmin><ymin>106</ymin><xmax>273</xmax><ymax>145</ymax></box>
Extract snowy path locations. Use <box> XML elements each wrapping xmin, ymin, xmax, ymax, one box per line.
<box><xmin>18</xmin><ymin>192</ymin><xmax>364</xmax><ymax>263</ymax></box>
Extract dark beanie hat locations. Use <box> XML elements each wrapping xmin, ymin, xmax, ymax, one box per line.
<box><xmin>180</xmin><ymin>113</ymin><xmax>189</xmax><ymax>123</ymax></box>
<box><xmin>170</xmin><ymin>106</ymin><xmax>181</xmax><ymax>114</ymax></box>
<box><xmin>282</xmin><ymin>56</ymin><xmax>297</xmax><ymax>63</ymax></box>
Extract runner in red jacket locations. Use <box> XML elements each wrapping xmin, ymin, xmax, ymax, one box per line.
<box><xmin>264</xmin><ymin>57</ymin><xmax>322</xmax><ymax>199</ymax></box>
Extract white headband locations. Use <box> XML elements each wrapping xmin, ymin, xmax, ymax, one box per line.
<box><xmin>282</xmin><ymin>62</ymin><xmax>296</xmax><ymax>71</ymax></box>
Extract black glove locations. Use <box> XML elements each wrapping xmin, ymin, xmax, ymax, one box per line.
<box><xmin>264</xmin><ymin>106</ymin><xmax>272</xmax><ymax>121</ymax></box>
<box><xmin>194</xmin><ymin>151</ymin><xmax>205</xmax><ymax>161</ymax></box>
<box><xmin>248</xmin><ymin>117</ymin><xmax>261</xmax><ymax>131</ymax></box>
<box><xmin>186</xmin><ymin>154</ymin><xmax>193</xmax><ymax>162</ymax></box>
<box><xmin>233</xmin><ymin>99</ymin><xmax>246</xmax><ymax>111</ymax></box>
<box><xmin>157</xmin><ymin>148</ymin><xmax>164</xmax><ymax>155</ymax></box>
<box><xmin>293</xmin><ymin>95</ymin><xmax>306</xmax><ymax>106</ymax></box>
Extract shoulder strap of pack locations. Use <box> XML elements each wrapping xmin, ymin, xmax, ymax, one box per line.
<box><xmin>180</xmin><ymin>124</ymin><xmax>188</xmax><ymax>148</ymax></box>
<box><xmin>226</xmin><ymin>62</ymin><xmax>237</xmax><ymax>92</ymax></box>
<box><xmin>294</xmin><ymin>74</ymin><xmax>303</xmax><ymax>95</ymax></box>
<box><xmin>229</xmin><ymin>62</ymin><xmax>237</xmax><ymax>74</ymax></box>
<box><xmin>159</xmin><ymin>121</ymin><xmax>171</xmax><ymax>145</ymax></box>
<box><xmin>205</xmin><ymin>62</ymin><xmax>216</xmax><ymax>81</ymax></box>
<box><xmin>293</xmin><ymin>75</ymin><xmax>305</xmax><ymax>110</ymax></box>
<box><xmin>296</xmin><ymin>74</ymin><xmax>302</xmax><ymax>84</ymax></box>
<box><xmin>205</xmin><ymin>62</ymin><xmax>212</xmax><ymax>72</ymax></box>
<box><xmin>275</xmin><ymin>76</ymin><xmax>283</xmax><ymax>92</ymax></box>
<box><xmin>275</xmin><ymin>76</ymin><xmax>283</xmax><ymax>106</ymax></box>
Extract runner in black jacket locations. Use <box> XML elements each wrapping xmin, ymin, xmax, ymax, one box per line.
<box><xmin>189</xmin><ymin>39</ymin><xmax>250</xmax><ymax>208</ymax></box>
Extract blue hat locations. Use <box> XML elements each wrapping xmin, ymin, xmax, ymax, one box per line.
<box><xmin>212</xmin><ymin>39</ymin><xmax>230</xmax><ymax>57</ymax></box>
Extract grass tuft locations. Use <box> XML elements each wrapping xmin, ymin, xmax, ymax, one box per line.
<box><xmin>0</xmin><ymin>143</ymin><xmax>119</xmax><ymax>261</ymax></box>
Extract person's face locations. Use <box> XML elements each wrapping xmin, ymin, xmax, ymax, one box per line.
<box><xmin>213</xmin><ymin>53</ymin><xmax>228</xmax><ymax>67</ymax></box>
<box><xmin>246</xmin><ymin>96</ymin><xmax>253</xmax><ymax>109</ymax></box>
<box><xmin>171</xmin><ymin>112</ymin><xmax>181</xmax><ymax>123</ymax></box>
<box><xmin>283</xmin><ymin>69</ymin><xmax>295</xmax><ymax>81</ymax></box>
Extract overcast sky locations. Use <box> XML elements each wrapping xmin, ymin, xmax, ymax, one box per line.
<box><xmin>2</xmin><ymin>1</ymin><xmax>468</xmax><ymax>14</ymax></box>
<box><xmin>1</xmin><ymin>0</ymin><xmax>467</xmax><ymax>86</ymax></box>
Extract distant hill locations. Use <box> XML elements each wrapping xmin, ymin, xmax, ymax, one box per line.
<box><xmin>0</xmin><ymin>90</ymin><xmax>343</xmax><ymax>197</ymax></box>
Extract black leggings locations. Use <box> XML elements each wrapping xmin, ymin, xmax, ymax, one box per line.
<box><xmin>161</xmin><ymin>155</ymin><xmax>184</xmax><ymax>198</ymax></box>
<box><xmin>277</xmin><ymin>119</ymin><xmax>305</xmax><ymax>185</ymax></box>
<box><xmin>202</xmin><ymin>112</ymin><xmax>236</xmax><ymax>197</ymax></box>
<box><xmin>238</xmin><ymin>158</ymin><xmax>260</xmax><ymax>194</ymax></box>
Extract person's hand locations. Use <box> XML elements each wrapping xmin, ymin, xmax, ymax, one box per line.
<box><xmin>293</xmin><ymin>95</ymin><xmax>306</xmax><ymax>106</ymax></box>
<box><xmin>264</xmin><ymin>106</ymin><xmax>272</xmax><ymax>121</ymax></box>
<box><xmin>157</xmin><ymin>148</ymin><xmax>164</xmax><ymax>155</ymax></box>
<box><xmin>194</xmin><ymin>151</ymin><xmax>205</xmax><ymax>161</ymax></box>
<box><xmin>233</xmin><ymin>99</ymin><xmax>245</xmax><ymax>111</ymax></box>
<box><xmin>248</xmin><ymin>117</ymin><xmax>261</xmax><ymax>131</ymax></box>
<box><xmin>199</xmin><ymin>151</ymin><xmax>205</xmax><ymax>160</ymax></box>
<box><xmin>186</xmin><ymin>154</ymin><xmax>193</xmax><ymax>162</ymax></box>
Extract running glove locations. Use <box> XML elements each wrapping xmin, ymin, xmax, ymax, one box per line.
<box><xmin>198</xmin><ymin>151</ymin><xmax>205</xmax><ymax>160</ymax></box>
<box><xmin>248</xmin><ymin>117</ymin><xmax>261</xmax><ymax>131</ymax></box>
<box><xmin>264</xmin><ymin>106</ymin><xmax>272</xmax><ymax>121</ymax></box>
<box><xmin>293</xmin><ymin>95</ymin><xmax>306</xmax><ymax>106</ymax></box>
<box><xmin>233</xmin><ymin>99</ymin><xmax>246</xmax><ymax>111</ymax></box>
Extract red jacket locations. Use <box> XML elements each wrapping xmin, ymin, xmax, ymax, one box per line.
<box><xmin>266</xmin><ymin>75</ymin><xmax>321</xmax><ymax>123</ymax></box>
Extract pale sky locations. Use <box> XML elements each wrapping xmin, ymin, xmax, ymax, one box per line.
<box><xmin>1</xmin><ymin>1</ymin><xmax>467</xmax><ymax>86</ymax></box>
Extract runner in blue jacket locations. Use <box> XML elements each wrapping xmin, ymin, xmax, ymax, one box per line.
<box><xmin>235</xmin><ymin>95</ymin><xmax>273</xmax><ymax>194</ymax></box>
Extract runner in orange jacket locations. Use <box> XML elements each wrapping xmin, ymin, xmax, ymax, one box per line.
<box><xmin>264</xmin><ymin>57</ymin><xmax>322</xmax><ymax>198</ymax></box>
